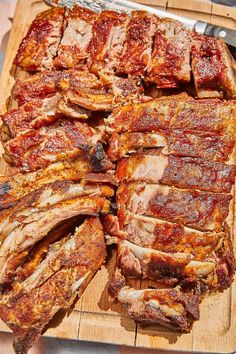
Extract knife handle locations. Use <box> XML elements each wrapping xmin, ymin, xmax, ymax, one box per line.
<box><xmin>201</xmin><ymin>22</ymin><xmax>236</xmax><ymax>49</ymax></box>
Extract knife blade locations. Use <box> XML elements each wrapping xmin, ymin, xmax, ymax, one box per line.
<box><xmin>44</xmin><ymin>0</ymin><xmax>236</xmax><ymax>49</ymax></box>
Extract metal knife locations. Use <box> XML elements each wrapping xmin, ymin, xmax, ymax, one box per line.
<box><xmin>44</xmin><ymin>0</ymin><xmax>236</xmax><ymax>49</ymax></box>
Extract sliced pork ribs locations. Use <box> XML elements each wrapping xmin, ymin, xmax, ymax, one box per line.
<box><xmin>116</xmin><ymin>150</ymin><xmax>235</xmax><ymax>193</ymax></box>
<box><xmin>191</xmin><ymin>34</ymin><xmax>236</xmax><ymax>99</ymax></box>
<box><xmin>0</xmin><ymin>177</ymin><xmax>113</xmax><ymax>286</ymax></box>
<box><xmin>54</xmin><ymin>6</ymin><xmax>97</xmax><ymax>69</ymax></box>
<box><xmin>117</xmin><ymin>11</ymin><xmax>158</xmax><ymax>77</ymax></box>
<box><xmin>109</xmin><ymin>270</ymin><xmax>201</xmax><ymax>331</ymax></box>
<box><xmin>147</xmin><ymin>18</ymin><xmax>191</xmax><ymax>88</ymax></box>
<box><xmin>2</xmin><ymin>118</ymin><xmax>105</xmax><ymax>171</ymax></box>
<box><xmin>14</xmin><ymin>6</ymin><xmax>236</xmax><ymax>97</ymax></box>
<box><xmin>88</xmin><ymin>10</ymin><xmax>129</xmax><ymax>75</ymax></box>
<box><xmin>106</xmin><ymin>93</ymin><xmax>236</xmax><ymax>163</ymax></box>
<box><xmin>0</xmin><ymin>217</ymin><xmax>106</xmax><ymax>354</ymax></box>
<box><xmin>105</xmin><ymin>91</ymin><xmax>236</xmax><ymax>331</ymax></box>
<box><xmin>0</xmin><ymin>143</ymin><xmax>114</xmax><ymax>211</ymax></box>
<box><xmin>14</xmin><ymin>8</ymin><xmax>65</xmax><ymax>71</ymax></box>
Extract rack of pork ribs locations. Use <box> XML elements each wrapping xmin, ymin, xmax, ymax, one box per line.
<box><xmin>0</xmin><ymin>4</ymin><xmax>235</xmax><ymax>354</ymax></box>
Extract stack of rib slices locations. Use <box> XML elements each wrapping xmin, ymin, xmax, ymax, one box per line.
<box><xmin>0</xmin><ymin>4</ymin><xmax>235</xmax><ymax>354</ymax></box>
<box><xmin>104</xmin><ymin>93</ymin><xmax>236</xmax><ymax>330</ymax></box>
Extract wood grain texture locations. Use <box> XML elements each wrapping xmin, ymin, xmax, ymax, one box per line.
<box><xmin>0</xmin><ymin>0</ymin><xmax>235</xmax><ymax>352</ymax></box>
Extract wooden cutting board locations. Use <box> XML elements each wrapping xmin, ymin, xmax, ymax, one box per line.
<box><xmin>0</xmin><ymin>0</ymin><xmax>235</xmax><ymax>352</ymax></box>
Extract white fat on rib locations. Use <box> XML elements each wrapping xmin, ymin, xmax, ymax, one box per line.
<box><xmin>127</xmin><ymin>184</ymin><xmax>170</xmax><ymax>215</ymax></box>
<box><xmin>62</xmin><ymin>18</ymin><xmax>93</xmax><ymax>51</ymax></box>
<box><xmin>71</xmin><ymin>271</ymin><xmax>91</xmax><ymax>292</ymax></box>
<box><xmin>122</xmin><ymin>212</ymin><xmax>222</xmax><ymax>251</ymax></box>
<box><xmin>21</xmin><ymin>236</ymin><xmax>77</xmax><ymax>291</ymax></box>
<box><xmin>0</xmin><ymin>199</ymin><xmax>100</xmax><ymax>283</ymax></box>
<box><xmin>118</xmin><ymin>287</ymin><xmax>185</xmax><ymax>316</ymax></box>
<box><xmin>130</xmin><ymin>155</ymin><xmax>168</xmax><ymax>182</ymax></box>
<box><xmin>43</xmin><ymin>93</ymin><xmax>62</xmax><ymax>116</ymax></box>
<box><xmin>103</xmin><ymin>23</ymin><xmax>127</xmax><ymax>71</ymax></box>
<box><xmin>120</xmin><ymin>240</ymin><xmax>216</xmax><ymax>278</ymax></box>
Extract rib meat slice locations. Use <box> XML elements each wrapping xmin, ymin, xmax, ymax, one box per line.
<box><xmin>117</xmin><ymin>183</ymin><xmax>231</xmax><ymax>231</ymax></box>
<box><xmin>109</xmin><ymin>271</ymin><xmax>200</xmax><ymax>331</ymax></box>
<box><xmin>147</xmin><ymin>19</ymin><xmax>191</xmax><ymax>87</ymax></box>
<box><xmin>191</xmin><ymin>34</ymin><xmax>236</xmax><ymax>99</ymax></box>
<box><xmin>14</xmin><ymin>8</ymin><xmax>65</xmax><ymax>71</ymax></box>
<box><xmin>116</xmin><ymin>151</ymin><xmax>236</xmax><ymax>193</ymax></box>
<box><xmin>106</xmin><ymin>93</ymin><xmax>236</xmax><ymax>137</ymax></box>
<box><xmin>107</xmin><ymin>132</ymin><xmax>166</xmax><ymax>161</ymax></box>
<box><xmin>56</xmin><ymin>69</ymin><xmax>113</xmax><ymax>111</ymax></box>
<box><xmin>15</xmin><ymin>217</ymin><xmax>80</xmax><ymax>283</ymax></box>
<box><xmin>107</xmin><ymin>227</ymin><xmax>234</xmax><ymax>290</ymax></box>
<box><xmin>103</xmin><ymin>212</ymin><xmax>223</xmax><ymax>261</ymax></box>
<box><xmin>100</xmin><ymin>74</ymin><xmax>146</xmax><ymax>107</ymax></box>
<box><xmin>0</xmin><ymin>217</ymin><xmax>106</xmax><ymax>354</ymax></box>
<box><xmin>116</xmin><ymin>239</ymin><xmax>216</xmax><ymax>284</ymax></box>
<box><xmin>89</xmin><ymin>11</ymin><xmax>128</xmax><ymax>75</ymax></box>
<box><xmin>1</xmin><ymin>99</ymin><xmax>61</xmax><ymax>140</ymax></box>
<box><xmin>0</xmin><ymin>180</ymin><xmax>113</xmax><ymax>285</ymax></box>
<box><xmin>54</xmin><ymin>6</ymin><xmax>97</xmax><ymax>69</ymax></box>
<box><xmin>0</xmin><ymin>145</ymin><xmax>113</xmax><ymax>211</ymax></box>
<box><xmin>118</xmin><ymin>11</ymin><xmax>158</xmax><ymax>76</ymax></box>
<box><xmin>12</xmin><ymin>71</ymin><xmax>64</xmax><ymax>106</ymax></box>
<box><xmin>107</xmin><ymin>130</ymin><xmax>235</xmax><ymax>162</ymax></box>
<box><xmin>3</xmin><ymin>119</ymin><xmax>101</xmax><ymax>171</ymax></box>
<box><xmin>56</xmin><ymin>97</ymin><xmax>92</xmax><ymax>119</ymax></box>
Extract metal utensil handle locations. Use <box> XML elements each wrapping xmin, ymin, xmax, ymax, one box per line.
<box><xmin>203</xmin><ymin>23</ymin><xmax>236</xmax><ymax>48</ymax></box>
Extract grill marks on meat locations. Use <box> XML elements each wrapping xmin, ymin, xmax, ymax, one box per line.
<box><xmin>89</xmin><ymin>11</ymin><xmax>128</xmax><ymax>75</ymax></box>
<box><xmin>106</xmin><ymin>93</ymin><xmax>236</xmax><ymax>138</ymax></box>
<box><xmin>118</xmin><ymin>11</ymin><xmax>158</xmax><ymax>76</ymax></box>
<box><xmin>54</xmin><ymin>7</ymin><xmax>97</xmax><ymax>69</ymax></box>
<box><xmin>117</xmin><ymin>287</ymin><xmax>200</xmax><ymax>331</ymax></box>
<box><xmin>116</xmin><ymin>151</ymin><xmax>236</xmax><ymax>193</ymax></box>
<box><xmin>3</xmin><ymin>119</ymin><xmax>100</xmax><ymax>172</ymax></box>
<box><xmin>0</xmin><ymin>217</ymin><xmax>106</xmax><ymax>354</ymax></box>
<box><xmin>147</xmin><ymin>19</ymin><xmax>191</xmax><ymax>87</ymax></box>
<box><xmin>117</xmin><ymin>183</ymin><xmax>231</xmax><ymax>232</ymax></box>
<box><xmin>191</xmin><ymin>35</ymin><xmax>236</xmax><ymax>99</ymax></box>
<box><xmin>14</xmin><ymin>8</ymin><xmax>65</xmax><ymax>71</ymax></box>
<box><xmin>107</xmin><ymin>130</ymin><xmax>235</xmax><ymax>162</ymax></box>
<box><xmin>161</xmin><ymin>155</ymin><xmax>235</xmax><ymax>193</ymax></box>
<box><xmin>109</xmin><ymin>270</ymin><xmax>200</xmax><ymax>331</ymax></box>
<box><xmin>125</xmin><ymin>216</ymin><xmax>235</xmax><ymax>290</ymax></box>
<box><xmin>0</xmin><ymin>180</ymin><xmax>112</xmax><ymax>286</ymax></box>
<box><xmin>0</xmin><ymin>148</ymin><xmax>113</xmax><ymax>211</ymax></box>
